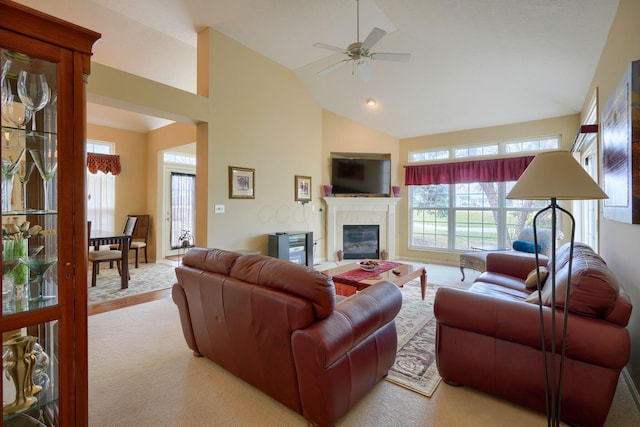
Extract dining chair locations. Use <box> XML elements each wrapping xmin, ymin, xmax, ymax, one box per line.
<box><xmin>88</xmin><ymin>221</ymin><xmax>125</xmax><ymax>287</ymax></box>
<box><xmin>127</xmin><ymin>214</ymin><xmax>149</xmax><ymax>268</ymax></box>
<box><xmin>108</xmin><ymin>216</ymin><xmax>138</xmax><ymax>265</ymax></box>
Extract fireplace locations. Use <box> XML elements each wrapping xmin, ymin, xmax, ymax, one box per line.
<box><xmin>323</xmin><ymin>197</ymin><xmax>400</xmax><ymax>261</ymax></box>
<box><xmin>343</xmin><ymin>225</ymin><xmax>379</xmax><ymax>259</ymax></box>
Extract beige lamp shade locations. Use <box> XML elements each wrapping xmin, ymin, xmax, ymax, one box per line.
<box><xmin>506</xmin><ymin>150</ymin><xmax>608</xmax><ymax>200</ymax></box>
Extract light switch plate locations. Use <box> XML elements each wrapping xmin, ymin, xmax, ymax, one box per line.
<box><xmin>214</xmin><ymin>204</ymin><xmax>225</xmax><ymax>214</ymax></box>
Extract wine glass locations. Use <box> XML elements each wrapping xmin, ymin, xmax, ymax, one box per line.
<box><xmin>1</xmin><ymin>147</ymin><xmax>26</xmax><ymax>212</ymax></box>
<box><xmin>28</xmin><ymin>136</ymin><xmax>57</xmax><ymax>212</ymax></box>
<box><xmin>1</xmin><ymin>94</ymin><xmax>32</xmax><ymax>128</ymax></box>
<box><xmin>16</xmin><ymin>161</ymin><xmax>34</xmax><ymax>211</ymax></box>
<box><xmin>1</xmin><ymin>58</ymin><xmax>12</xmax><ymax>107</ymax></box>
<box><xmin>17</xmin><ymin>70</ymin><xmax>50</xmax><ymax>133</ymax></box>
<box><xmin>19</xmin><ymin>255</ymin><xmax>57</xmax><ymax>301</ymax></box>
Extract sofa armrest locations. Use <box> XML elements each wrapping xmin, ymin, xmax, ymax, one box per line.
<box><xmin>434</xmin><ymin>287</ymin><xmax>630</xmax><ymax>368</ymax></box>
<box><xmin>292</xmin><ymin>281</ymin><xmax>402</xmax><ymax>368</ymax></box>
<box><xmin>171</xmin><ymin>283</ymin><xmax>200</xmax><ymax>356</ymax></box>
<box><xmin>485</xmin><ymin>251</ymin><xmax>547</xmax><ymax>279</ymax></box>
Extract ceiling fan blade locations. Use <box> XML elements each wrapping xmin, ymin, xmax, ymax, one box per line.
<box><xmin>313</xmin><ymin>42</ymin><xmax>347</xmax><ymax>54</ymax></box>
<box><xmin>361</xmin><ymin>27</ymin><xmax>386</xmax><ymax>50</ymax></box>
<box><xmin>371</xmin><ymin>52</ymin><xmax>411</xmax><ymax>62</ymax></box>
<box><xmin>357</xmin><ymin>61</ymin><xmax>373</xmax><ymax>82</ymax></box>
<box><xmin>318</xmin><ymin>59</ymin><xmax>350</xmax><ymax>76</ymax></box>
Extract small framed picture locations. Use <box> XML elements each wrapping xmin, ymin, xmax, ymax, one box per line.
<box><xmin>295</xmin><ymin>175</ymin><xmax>312</xmax><ymax>202</ymax></box>
<box><xmin>229</xmin><ymin>166</ymin><xmax>255</xmax><ymax>199</ymax></box>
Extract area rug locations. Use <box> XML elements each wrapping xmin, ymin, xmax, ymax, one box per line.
<box><xmin>88</xmin><ymin>262</ymin><xmax>177</xmax><ymax>305</ymax></box>
<box><xmin>385</xmin><ymin>278</ymin><xmax>442</xmax><ymax>397</ymax></box>
<box><xmin>383</xmin><ymin>263</ymin><xmax>477</xmax><ymax>398</ymax></box>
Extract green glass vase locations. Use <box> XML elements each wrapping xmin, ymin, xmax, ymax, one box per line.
<box><xmin>3</xmin><ymin>239</ymin><xmax>28</xmax><ymax>310</ymax></box>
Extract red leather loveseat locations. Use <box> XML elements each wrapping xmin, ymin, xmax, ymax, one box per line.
<box><xmin>172</xmin><ymin>248</ymin><xmax>402</xmax><ymax>427</ymax></box>
<box><xmin>434</xmin><ymin>243</ymin><xmax>632</xmax><ymax>427</ymax></box>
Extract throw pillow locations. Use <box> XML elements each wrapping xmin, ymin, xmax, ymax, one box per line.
<box><xmin>524</xmin><ymin>266</ymin><xmax>548</xmax><ymax>288</ymax></box>
<box><xmin>513</xmin><ymin>239</ymin><xmax>542</xmax><ymax>254</ymax></box>
<box><xmin>525</xmin><ymin>290</ymin><xmax>540</xmax><ymax>304</ymax></box>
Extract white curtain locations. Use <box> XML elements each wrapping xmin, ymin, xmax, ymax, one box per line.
<box><xmin>87</xmin><ymin>170</ymin><xmax>115</xmax><ymax>232</ymax></box>
<box><xmin>170</xmin><ymin>172</ymin><xmax>196</xmax><ymax>249</ymax></box>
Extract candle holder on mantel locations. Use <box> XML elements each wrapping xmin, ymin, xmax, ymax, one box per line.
<box><xmin>392</xmin><ymin>186</ymin><xmax>401</xmax><ymax>197</ymax></box>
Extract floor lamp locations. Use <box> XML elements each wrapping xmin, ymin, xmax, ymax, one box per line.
<box><xmin>506</xmin><ymin>150</ymin><xmax>608</xmax><ymax>427</ymax></box>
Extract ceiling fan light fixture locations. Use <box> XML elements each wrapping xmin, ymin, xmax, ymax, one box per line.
<box><xmin>365</xmin><ymin>98</ymin><xmax>377</xmax><ymax>107</ymax></box>
<box><xmin>313</xmin><ymin>0</ymin><xmax>410</xmax><ymax>81</ymax></box>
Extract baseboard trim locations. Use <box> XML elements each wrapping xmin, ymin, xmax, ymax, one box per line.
<box><xmin>622</xmin><ymin>367</ymin><xmax>640</xmax><ymax>413</ymax></box>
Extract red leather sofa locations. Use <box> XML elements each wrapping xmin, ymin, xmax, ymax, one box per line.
<box><xmin>435</xmin><ymin>243</ymin><xmax>632</xmax><ymax>427</ymax></box>
<box><xmin>172</xmin><ymin>248</ymin><xmax>402</xmax><ymax>427</ymax></box>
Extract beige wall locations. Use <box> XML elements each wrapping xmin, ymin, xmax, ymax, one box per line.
<box><xmin>397</xmin><ymin>114</ymin><xmax>580</xmax><ymax>265</ymax></box>
<box><xmin>585</xmin><ymin>0</ymin><xmax>640</xmax><ymax>391</ymax></box>
<box><xmin>204</xmin><ymin>30</ymin><xmax>324</xmax><ymax>257</ymax></box>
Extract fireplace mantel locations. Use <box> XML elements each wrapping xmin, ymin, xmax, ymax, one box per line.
<box><xmin>323</xmin><ymin>197</ymin><xmax>401</xmax><ymax>261</ymax></box>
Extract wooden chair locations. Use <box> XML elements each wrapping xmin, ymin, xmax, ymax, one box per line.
<box><xmin>88</xmin><ymin>221</ymin><xmax>125</xmax><ymax>287</ymax></box>
<box><xmin>109</xmin><ymin>216</ymin><xmax>138</xmax><ymax>266</ymax></box>
<box><xmin>128</xmin><ymin>214</ymin><xmax>149</xmax><ymax>268</ymax></box>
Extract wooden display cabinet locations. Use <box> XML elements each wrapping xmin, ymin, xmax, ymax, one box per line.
<box><xmin>0</xmin><ymin>1</ymin><xmax>100</xmax><ymax>425</ymax></box>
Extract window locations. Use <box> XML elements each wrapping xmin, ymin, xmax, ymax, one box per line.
<box><xmin>163</xmin><ymin>151</ymin><xmax>196</xmax><ymax>166</ymax></box>
<box><xmin>86</xmin><ymin>141</ymin><xmax>115</xmax><ymax>231</ymax></box>
<box><xmin>409</xmin><ymin>149</ymin><xmax>449</xmax><ymax>162</ymax></box>
<box><xmin>408</xmin><ymin>137</ymin><xmax>558</xmax><ymax>251</ymax></box>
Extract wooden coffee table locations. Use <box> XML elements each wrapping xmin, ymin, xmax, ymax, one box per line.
<box><xmin>322</xmin><ymin>262</ymin><xmax>428</xmax><ymax>300</ymax></box>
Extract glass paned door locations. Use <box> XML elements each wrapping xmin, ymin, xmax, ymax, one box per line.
<box><xmin>2</xmin><ymin>48</ymin><xmax>60</xmax><ymax>422</ymax></box>
<box><xmin>169</xmin><ymin>172</ymin><xmax>196</xmax><ymax>250</ymax></box>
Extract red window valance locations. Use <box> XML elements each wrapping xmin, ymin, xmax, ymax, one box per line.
<box><xmin>87</xmin><ymin>153</ymin><xmax>122</xmax><ymax>176</ymax></box>
<box><xmin>405</xmin><ymin>155</ymin><xmax>534</xmax><ymax>185</ymax></box>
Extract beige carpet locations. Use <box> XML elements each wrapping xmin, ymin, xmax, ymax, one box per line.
<box><xmin>88</xmin><ymin>264</ymin><xmax>640</xmax><ymax>426</ymax></box>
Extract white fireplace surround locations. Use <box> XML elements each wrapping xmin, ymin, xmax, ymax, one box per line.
<box><xmin>323</xmin><ymin>197</ymin><xmax>401</xmax><ymax>261</ymax></box>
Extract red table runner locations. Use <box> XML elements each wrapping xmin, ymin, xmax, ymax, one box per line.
<box><xmin>331</xmin><ymin>261</ymin><xmax>401</xmax><ymax>287</ymax></box>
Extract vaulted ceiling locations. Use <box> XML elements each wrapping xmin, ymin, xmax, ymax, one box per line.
<box><xmin>15</xmin><ymin>0</ymin><xmax>619</xmax><ymax>138</ymax></box>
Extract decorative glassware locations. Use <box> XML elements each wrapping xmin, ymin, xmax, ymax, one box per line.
<box><xmin>19</xmin><ymin>255</ymin><xmax>57</xmax><ymax>301</ymax></box>
<box><xmin>17</xmin><ymin>70</ymin><xmax>50</xmax><ymax>132</ymax></box>
<box><xmin>32</xmin><ymin>341</ymin><xmax>50</xmax><ymax>390</ymax></box>
<box><xmin>1</xmin><ymin>147</ymin><xmax>26</xmax><ymax>212</ymax></box>
<box><xmin>16</xmin><ymin>161</ymin><xmax>34</xmax><ymax>211</ymax></box>
<box><xmin>1</xmin><ymin>95</ymin><xmax>32</xmax><ymax>128</ymax></box>
<box><xmin>3</xmin><ymin>239</ymin><xmax>29</xmax><ymax>311</ymax></box>
<box><xmin>1</xmin><ymin>57</ymin><xmax>12</xmax><ymax>108</ymax></box>
<box><xmin>29</xmin><ymin>135</ymin><xmax>57</xmax><ymax>212</ymax></box>
<box><xmin>2</xmin><ymin>274</ymin><xmax>13</xmax><ymax>313</ymax></box>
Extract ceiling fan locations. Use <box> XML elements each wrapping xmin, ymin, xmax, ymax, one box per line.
<box><xmin>313</xmin><ymin>0</ymin><xmax>411</xmax><ymax>82</ymax></box>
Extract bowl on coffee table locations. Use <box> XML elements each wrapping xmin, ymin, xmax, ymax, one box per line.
<box><xmin>357</xmin><ymin>260</ymin><xmax>379</xmax><ymax>271</ymax></box>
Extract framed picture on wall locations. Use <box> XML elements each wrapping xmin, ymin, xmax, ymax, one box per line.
<box><xmin>295</xmin><ymin>175</ymin><xmax>312</xmax><ymax>202</ymax></box>
<box><xmin>602</xmin><ymin>60</ymin><xmax>640</xmax><ymax>223</ymax></box>
<box><xmin>229</xmin><ymin>166</ymin><xmax>255</xmax><ymax>199</ymax></box>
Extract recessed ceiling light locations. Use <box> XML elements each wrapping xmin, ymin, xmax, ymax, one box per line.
<box><xmin>365</xmin><ymin>98</ymin><xmax>377</xmax><ymax>107</ymax></box>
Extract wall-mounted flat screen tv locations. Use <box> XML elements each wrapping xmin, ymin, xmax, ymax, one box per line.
<box><xmin>331</xmin><ymin>155</ymin><xmax>391</xmax><ymax>196</ymax></box>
